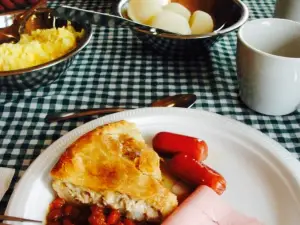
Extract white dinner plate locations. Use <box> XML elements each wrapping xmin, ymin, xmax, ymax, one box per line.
<box><xmin>5</xmin><ymin>107</ymin><xmax>300</xmax><ymax>224</ymax></box>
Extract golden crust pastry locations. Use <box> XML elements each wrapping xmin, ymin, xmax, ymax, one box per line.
<box><xmin>50</xmin><ymin>120</ymin><xmax>178</xmax><ymax>219</ymax></box>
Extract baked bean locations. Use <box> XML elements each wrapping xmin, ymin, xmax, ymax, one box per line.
<box><xmin>63</xmin><ymin>205</ymin><xmax>73</xmax><ymax>216</ymax></box>
<box><xmin>46</xmin><ymin>198</ymin><xmax>144</xmax><ymax>225</ymax></box>
<box><xmin>63</xmin><ymin>204</ymin><xmax>80</xmax><ymax>219</ymax></box>
<box><xmin>89</xmin><ymin>206</ymin><xmax>107</xmax><ymax>225</ymax></box>
<box><xmin>47</xmin><ymin>208</ymin><xmax>63</xmax><ymax>222</ymax></box>
<box><xmin>123</xmin><ymin>219</ymin><xmax>135</xmax><ymax>225</ymax></box>
<box><xmin>63</xmin><ymin>219</ymin><xmax>74</xmax><ymax>225</ymax></box>
<box><xmin>50</xmin><ymin>198</ymin><xmax>65</xmax><ymax>210</ymax></box>
<box><xmin>106</xmin><ymin>209</ymin><xmax>121</xmax><ymax>224</ymax></box>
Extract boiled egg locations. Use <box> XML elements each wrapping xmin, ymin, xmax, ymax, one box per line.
<box><xmin>150</xmin><ymin>10</ymin><xmax>191</xmax><ymax>35</ymax></box>
<box><xmin>189</xmin><ymin>10</ymin><xmax>214</xmax><ymax>35</ymax></box>
<box><xmin>127</xmin><ymin>0</ymin><xmax>162</xmax><ymax>25</ymax></box>
<box><xmin>163</xmin><ymin>3</ymin><xmax>191</xmax><ymax>21</ymax></box>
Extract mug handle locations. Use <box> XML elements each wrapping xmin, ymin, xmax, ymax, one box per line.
<box><xmin>297</xmin><ymin>96</ymin><xmax>300</xmax><ymax>111</ymax></box>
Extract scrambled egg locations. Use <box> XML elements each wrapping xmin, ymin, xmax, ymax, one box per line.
<box><xmin>0</xmin><ymin>25</ymin><xmax>84</xmax><ymax>71</ymax></box>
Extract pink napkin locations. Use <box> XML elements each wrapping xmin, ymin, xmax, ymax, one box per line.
<box><xmin>0</xmin><ymin>167</ymin><xmax>15</xmax><ymax>201</ymax></box>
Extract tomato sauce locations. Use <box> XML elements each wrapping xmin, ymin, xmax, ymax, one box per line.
<box><xmin>46</xmin><ymin>197</ymin><xmax>158</xmax><ymax>225</ymax></box>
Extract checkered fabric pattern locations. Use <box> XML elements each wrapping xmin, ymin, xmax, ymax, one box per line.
<box><xmin>0</xmin><ymin>0</ymin><xmax>299</xmax><ymax>214</ymax></box>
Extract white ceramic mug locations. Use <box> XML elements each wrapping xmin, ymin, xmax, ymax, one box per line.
<box><xmin>236</xmin><ymin>18</ymin><xmax>300</xmax><ymax>116</ymax></box>
<box><xmin>274</xmin><ymin>0</ymin><xmax>300</xmax><ymax>23</ymax></box>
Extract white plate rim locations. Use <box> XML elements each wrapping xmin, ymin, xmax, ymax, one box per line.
<box><xmin>5</xmin><ymin>107</ymin><xmax>300</xmax><ymax>218</ymax></box>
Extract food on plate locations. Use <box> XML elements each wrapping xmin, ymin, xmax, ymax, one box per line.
<box><xmin>0</xmin><ymin>24</ymin><xmax>84</xmax><ymax>71</ymax></box>
<box><xmin>127</xmin><ymin>0</ymin><xmax>214</xmax><ymax>35</ymax></box>
<box><xmin>127</xmin><ymin>0</ymin><xmax>162</xmax><ymax>25</ymax></box>
<box><xmin>189</xmin><ymin>10</ymin><xmax>214</xmax><ymax>35</ymax></box>
<box><xmin>167</xmin><ymin>154</ymin><xmax>226</xmax><ymax>195</ymax></box>
<box><xmin>152</xmin><ymin>132</ymin><xmax>208</xmax><ymax>161</ymax></box>
<box><xmin>162</xmin><ymin>3</ymin><xmax>191</xmax><ymax>21</ymax></box>
<box><xmin>150</xmin><ymin>10</ymin><xmax>191</xmax><ymax>35</ymax></box>
<box><xmin>162</xmin><ymin>185</ymin><xmax>263</xmax><ymax>225</ymax></box>
<box><xmin>47</xmin><ymin>120</ymin><xmax>234</xmax><ymax>224</ymax></box>
<box><xmin>50</xmin><ymin>120</ymin><xmax>178</xmax><ymax>223</ymax></box>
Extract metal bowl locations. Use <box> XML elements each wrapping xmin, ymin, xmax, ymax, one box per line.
<box><xmin>116</xmin><ymin>0</ymin><xmax>249</xmax><ymax>56</ymax></box>
<box><xmin>0</xmin><ymin>8</ymin><xmax>92</xmax><ymax>91</ymax></box>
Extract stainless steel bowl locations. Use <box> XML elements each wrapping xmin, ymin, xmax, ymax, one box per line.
<box><xmin>116</xmin><ymin>0</ymin><xmax>249</xmax><ymax>56</ymax></box>
<box><xmin>0</xmin><ymin>8</ymin><xmax>92</xmax><ymax>91</ymax></box>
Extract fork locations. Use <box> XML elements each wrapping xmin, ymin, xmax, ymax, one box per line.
<box><xmin>0</xmin><ymin>215</ymin><xmax>42</xmax><ymax>224</ymax></box>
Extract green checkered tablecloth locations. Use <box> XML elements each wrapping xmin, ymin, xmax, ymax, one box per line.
<box><xmin>0</xmin><ymin>0</ymin><xmax>299</xmax><ymax>214</ymax></box>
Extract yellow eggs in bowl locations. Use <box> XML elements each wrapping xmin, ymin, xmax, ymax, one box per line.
<box><xmin>0</xmin><ymin>25</ymin><xmax>84</xmax><ymax>72</ymax></box>
<box><xmin>0</xmin><ymin>8</ymin><xmax>92</xmax><ymax>91</ymax></box>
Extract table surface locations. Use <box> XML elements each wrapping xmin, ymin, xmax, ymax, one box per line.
<box><xmin>0</xmin><ymin>0</ymin><xmax>299</xmax><ymax>214</ymax></box>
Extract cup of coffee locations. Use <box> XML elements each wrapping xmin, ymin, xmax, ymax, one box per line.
<box><xmin>236</xmin><ymin>18</ymin><xmax>300</xmax><ymax>116</ymax></box>
<box><xmin>274</xmin><ymin>0</ymin><xmax>300</xmax><ymax>23</ymax></box>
